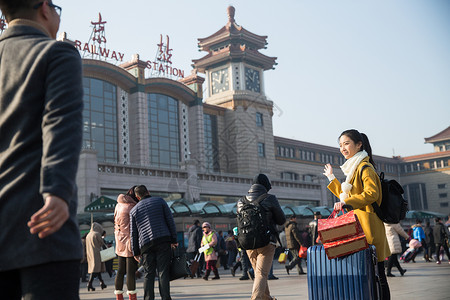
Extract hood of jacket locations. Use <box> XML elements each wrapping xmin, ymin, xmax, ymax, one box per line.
<box><xmin>117</xmin><ymin>194</ymin><xmax>137</xmax><ymax>205</ymax></box>
<box><xmin>189</xmin><ymin>224</ymin><xmax>200</xmax><ymax>233</ymax></box>
<box><xmin>91</xmin><ymin>222</ymin><xmax>103</xmax><ymax>234</ymax></box>
<box><xmin>246</xmin><ymin>184</ymin><xmax>268</xmax><ymax>201</ymax></box>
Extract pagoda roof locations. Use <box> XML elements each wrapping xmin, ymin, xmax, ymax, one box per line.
<box><xmin>192</xmin><ymin>43</ymin><xmax>277</xmax><ymax>72</ymax></box>
<box><xmin>197</xmin><ymin>22</ymin><xmax>268</xmax><ymax>52</ymax></box>
<box><xmin>424</xmin><ymin>126</ymin><xmax>450</xmax><ymax>144</ymax></box>
<box><xmin>192</xmin><ymin>6</ymin><xmax>277</xmax><ymax>72</ymax></box>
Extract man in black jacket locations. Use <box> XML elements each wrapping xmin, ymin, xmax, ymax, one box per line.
<box><xmin>237</xmin><ymin>174</ymin><xmax>286</xmax><ymax>300</ymax></box>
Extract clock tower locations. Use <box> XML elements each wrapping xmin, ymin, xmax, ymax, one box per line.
<box><xmin>192</xmin><ymin>6</ymin><xmax>277</xmax><ymax>176</ymax></box>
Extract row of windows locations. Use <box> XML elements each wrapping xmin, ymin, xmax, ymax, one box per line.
<box><xmin>280</xmin><ymin>172</ymin><xmax>316</xmax><ymax>182</ymax></box>
<box><xmin>276</xmin><ymin>145</ymin><xmax>344</xmax><ymax>165</ymax></box>
<box><xmin>401</xmin><ymin>159</ymin><xmax>449</xmax><ymax>173</ymax></box>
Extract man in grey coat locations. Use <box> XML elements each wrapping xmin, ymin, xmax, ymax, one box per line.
<box><xmin>0</xmin><ymin>1</ymin><xmax>83</xmax><ymax>299</ymax></box>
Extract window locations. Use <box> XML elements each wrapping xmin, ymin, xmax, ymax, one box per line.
<box><xmin>204</xmin><ymin>114</ymin><xmax>219</xmax><ymax>172</ymax></box>
<box><xmin>404</xmin><ymin>183</ymin><xmax>428</xmax><ymax>210</ymax></box>
<box><xmin>303</xmin><ymin>175</ymin><xmax>314</xmax><ymax>182</ymax></box>
<box><xmin>439</xmin><ymin>193</ymin><xmax>448</xmax><ymax>198</ymax></box>
<box><xmin>257</xmin><ymin>142</ymin><xmax>265</xmax><ymax>157</ymax></box>
<box><xmin>440</xmin><ymin>202</ymin><xmax>449</xmax><ymax>208</ymax></box>
<box><xmin>256</xmin><ymin>112</ymin><xmax>263</xmax><ymax>127</ymax></box>
<box><xmin>281</xmin><ymin>172</ymin><xmax>299</xmax><ymax>181</ymax></box>
<box><xmin>82</xmin><ymin>77</ymin><xmax>118</xmax><ymax>162</ymax></box>
<box><xmin>438</xmin><ymin>184</ymin><xmax>447</xmax><ymax>189</ymax></box>
<box><xmin>148</xmin><ymin>93</ymin><xmax>180</xmax><ymax>168</ymax></box>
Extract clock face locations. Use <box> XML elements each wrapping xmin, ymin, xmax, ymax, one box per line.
<box><xmin>245</xmin><ymin>67</ymin><xmax>261</xmax><ymax>93</ymax></box>
<box><xmin>211</xmin><ymin>68</ymin><xmax>229</xmax><ymax>95</ymax></box>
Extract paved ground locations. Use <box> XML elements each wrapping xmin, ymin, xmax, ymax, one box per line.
<box><xmin>80</xmin><ymin>259</ymin><xmax>450</xmax><ymax>300</ymax></box>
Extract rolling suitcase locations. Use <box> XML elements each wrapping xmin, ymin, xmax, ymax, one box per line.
<box><xmin>400</xmin><ymin>247</ymin><xmax>417</xmax><ymax>263</ymax></box>
<box><xmin>307</xmin><ymin>245</ymin><xmax>381</xmax><ymax>300</ymax></box>
<box><xmin>189</xmin><ymin>253</ymin><xmax>202</xmax><ymax>278</ymax></box>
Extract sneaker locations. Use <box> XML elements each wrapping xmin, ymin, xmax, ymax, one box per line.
<box><xmin>436</xmin><ymin>261</ymin><xmax>441</xmax><ymax>264</ymax></box>
<box><xmin>400</xmin><ymin>269</ymin><xmax>407</xmax><ymax>276</ymax></box>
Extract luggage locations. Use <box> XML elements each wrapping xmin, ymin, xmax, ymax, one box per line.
<box><xmin>189</xmin><ymin>253</ymin><xmax>202</xmax><ymax>278</ymax></box>
<box><xmin>307</xmin><ymin>245</ymin><xmax>381</xmax><ymax>300</ymax></box>
<box><xmin>278</xmin><ymin>249</ymin><xmax>289</xmax><ymax>263</ymax></box>
<box><xmin>400</xmin><ymin>248</ymin><xmax>417</xmax><ymax>263</ymax></box>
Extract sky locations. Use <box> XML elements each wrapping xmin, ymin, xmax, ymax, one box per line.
<box><xmin>55</xmin><ymin>0</ymin><xmax>450</xmax><ymax>158</ymax></box>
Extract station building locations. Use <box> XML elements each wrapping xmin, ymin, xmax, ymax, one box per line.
<box><xmin>58</xmin><ymin>7</ymin><xmax>450</xmax><ymax>234</ymax></box>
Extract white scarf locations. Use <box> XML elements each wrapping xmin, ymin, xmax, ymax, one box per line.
<box><xmin>339</xmin><ymin>150</ymin><xmax>368</xmax><ymax>202</ymax></box>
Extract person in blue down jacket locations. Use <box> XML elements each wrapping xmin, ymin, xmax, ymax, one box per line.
<box><xmin>411</xmin><ymin>219</ymin><xmax>426</xmax><ymax>263</ymax></box>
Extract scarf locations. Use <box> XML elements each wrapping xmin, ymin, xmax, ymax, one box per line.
<box><xmin>339</xmin><ymin>150</ymin><xmax>368</xmax><ymax>202</ymax></box>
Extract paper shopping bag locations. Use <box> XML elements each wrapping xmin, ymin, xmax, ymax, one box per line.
<box><xmin>323</xmin><ymin>232</ymin><xmax>369</xmax><ymax>259</ymax></box>
<box><xmin>318</xmin><ymin>210</ymin><xmax>364</xmax><ymax>243</ymax></box>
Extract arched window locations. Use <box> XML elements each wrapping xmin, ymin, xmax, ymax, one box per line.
<box><xmin>148</xmin><ymin>93</ymin><xmax>180</xmax><ymax>168</ymax></box>
<box><xmin>82</xmin><ymin>77</ymin><xmax>118</xmax><ymax>162</ymax></box>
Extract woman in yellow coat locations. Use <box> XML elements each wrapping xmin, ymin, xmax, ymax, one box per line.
<box><xmin>323</xmin><ymin>129</ymin><xmax>391</xmax><ymax>300</ymax></box>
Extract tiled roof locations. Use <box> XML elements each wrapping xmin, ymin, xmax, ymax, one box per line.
<box><xmin>401</xmin><ymin>150</ymin><xmax>450</xmax><ymax>162</ymax></box>
<box><xmin>424</xmin><ymin>126</ymin><xmax>450</xmax><ymax>143</ymax></box>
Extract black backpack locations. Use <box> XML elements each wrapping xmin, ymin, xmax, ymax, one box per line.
<box><xmin>361</xmin><ymin>165</ymin><xmax>408</xmax><ymax>224</ymax></box>
<box><xmin>236</xmin><ymin>193</ymin><xmax>272</xmax><ymax>250</ymax></box>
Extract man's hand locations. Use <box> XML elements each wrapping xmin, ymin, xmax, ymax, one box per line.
<box><xmin>171</xmin><ymin>243</ymin><xmax>179</xmax><ymax>249</ymax></box>
<box><xmin>27</xmin><ymin>195</ymin><xmax>69</xmax><ymax>239</ymax></box>
<box><xmin>134</xmin><ymin>255</ymin><xmax>141</xmax><ymax>262</ymax></box>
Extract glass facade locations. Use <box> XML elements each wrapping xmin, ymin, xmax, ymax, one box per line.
<box><xmin>404</xmin><ymin>183</ymin><xmax>428</xmax><ymax>210</ymax></box>
<box><xmin>204</xmin><ymin>114</ymin><xmax>220</xmax><ymax>172</ymax></box>
<box><xmin>148</xmin><ymin>93</ymin><xmax>180</xmax><ymax>168</ymax></box>
<box><xmin>82</xmin><ymin>77</ymin><xmax>118</xmax><ymax>162</ymax></box>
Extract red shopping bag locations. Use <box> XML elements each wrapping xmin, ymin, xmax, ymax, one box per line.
<box><xmin>318</xmin><ymin>210</ymin><xmax>364</xmax><ymax>243</ymax></box>
<box><xmin>299</xmin><ymin>246</ymin><xmax>308</xmax><ymax>259</ymax></box>
<box><xmin>323</xmin><ymin>232</ymin><xmax>369</xmax><ymax>259</ymax></box>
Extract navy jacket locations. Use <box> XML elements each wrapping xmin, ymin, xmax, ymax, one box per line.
<box><xmin>130</xmin><ymin>196</ymin><xmax>177</xmax><ymax>256</ymax></box>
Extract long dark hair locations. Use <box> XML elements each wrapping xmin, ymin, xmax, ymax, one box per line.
<box><xmin>339</xmin><ymin>129</ymin><xmax>376</xmax><ymax>169</ymax></box>
<box><xmin>126</xmin><ymin>185</ymin><xmax>139</xmax><ymax>202</ymax></box>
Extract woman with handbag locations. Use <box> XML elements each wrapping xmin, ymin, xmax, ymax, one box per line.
<box><xmin>114</xmin><ymin>186</ymin><xmax>139</xmax><ymax>300</ymax></box>
<box><xmin>323</xmin><ymin>129</ymin><xmax>391</xmax><ymax>300</ymax></box>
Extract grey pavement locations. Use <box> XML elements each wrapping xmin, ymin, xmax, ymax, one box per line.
<box><xmin>80</xmin><ymin>259</ymin><xmax>450</xmax><ymax>300</ymax></box>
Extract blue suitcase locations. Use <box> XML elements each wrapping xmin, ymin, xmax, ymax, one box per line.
<box><xmin>307</xmin><ymin>245</ymin><xmax>381</xmax><ymax>300</ymax></box>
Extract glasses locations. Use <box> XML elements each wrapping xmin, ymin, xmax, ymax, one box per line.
<box><xmin>33</xmin><ymin>1</ymin><xmax>62</xmax><ymax>17</ymax></box>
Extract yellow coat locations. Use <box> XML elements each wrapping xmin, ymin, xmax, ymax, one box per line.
<box><xmin>327</xmin><ymin>157</ymin><xmax>390</xmax><ymax>262</ymax></box>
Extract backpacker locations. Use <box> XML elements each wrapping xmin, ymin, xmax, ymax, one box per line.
<box><xmin>236</xmin><ymin>193</ymin><xmax>271</xmax><ymax>250</ymax></box>
<box><xmin>361</xmin><ymin>165</ymin><xmax>408</xmax><ymax>224</ymax></box>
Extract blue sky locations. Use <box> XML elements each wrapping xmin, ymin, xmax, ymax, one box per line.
<box><xmin>56</xmin><ymin>0</ymin><xmax>450</xmax><ymax>158</ymax></box>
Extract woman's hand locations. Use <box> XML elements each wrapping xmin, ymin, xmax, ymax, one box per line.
<box><xmin>333</xmin><ymin>202</ymin><xmax>344</xmax><ymax>212</ymax></box>
<box><xmin>323</xmin><ymin>163</ymin><xmax>333</xmax><ymax>177</ymax></box>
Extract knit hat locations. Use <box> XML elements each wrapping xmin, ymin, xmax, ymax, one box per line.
<box><xmin>202</xmin><ymin>222</ymin><xmax>211</xmax><ymax>228</ymax></box>
<box><xmin>253</xmin><ymin>173</ymin><xmax>272</xmax><ymax>191</ymax></box>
